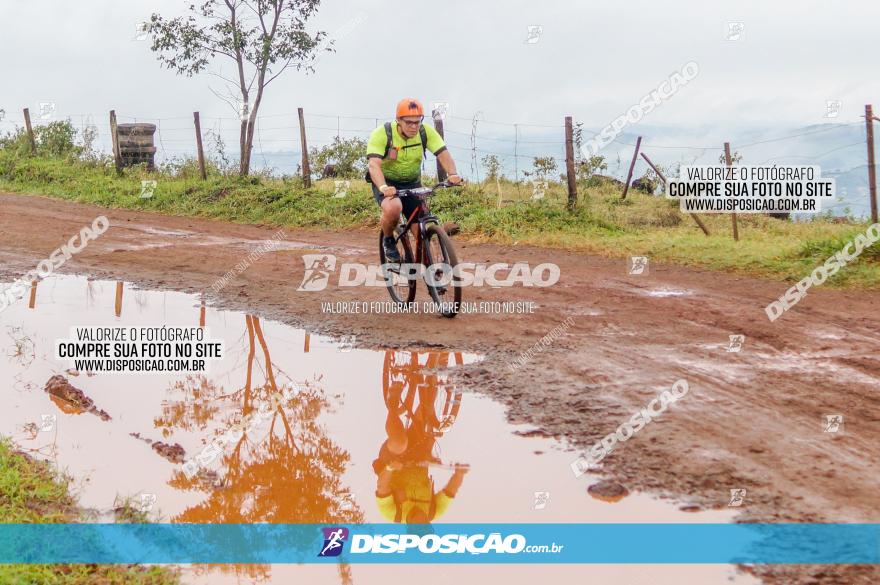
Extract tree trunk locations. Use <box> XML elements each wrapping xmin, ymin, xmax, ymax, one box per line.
<box><xmin>239</xmin><ymin>119</ymin><xmax>249</xmax><ymax>176</ymax></box>
<box><xmin>244</xmin><ymin>114</ymin><xmax>256</xmax><ymax>176</ymax></box>
<box><xmin>240</xmin><ymin>93</ymin><xmax>263</xmax><ymax>177</ymax></box>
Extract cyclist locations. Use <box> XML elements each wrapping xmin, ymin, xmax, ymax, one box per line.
<box><xmin>373</xmin><ymin>350</ymin><xmax>469</xmax><ymax>524</ymax></box>
<box><xmin>366</xmin><ymin>98</ymin><xmax>462</xmax><ymax>262</ymax></box>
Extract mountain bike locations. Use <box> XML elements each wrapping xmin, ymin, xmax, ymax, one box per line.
<box><xmin>378</xmin><ymin>181</ymin><xmax>463</xmax><ymax>318</ymax></box>
<box><xmin>382</xmin><ymin>350</ymin><xmax>464</xmax><ymax>438</ymax></box>
<box><xmin>381</xmin><ymin>350</ymin><xmax>470</xmax><ymax>474</ymax></box>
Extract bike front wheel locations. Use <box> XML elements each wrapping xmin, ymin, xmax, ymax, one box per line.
<box><xmin>379</xmin><ymin>230</ymin><xmax>416</xmax><ymax>305</ymax></box>
<box><xmin>422</xmin><ymin>224</ymin><xmax>462</xmax><ymax>318</ymax></box>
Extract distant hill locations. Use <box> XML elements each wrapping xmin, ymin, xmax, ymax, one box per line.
<box><xmin>176</xmin><ymin>120</ymin><xmax>877</xmax><ymax>219</ymax></box>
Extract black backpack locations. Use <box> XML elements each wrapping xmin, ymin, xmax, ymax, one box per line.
<box><xmin>364</xmin><ymin>122</ymin><xmax>428</xmax><ymax>183</ymax></box>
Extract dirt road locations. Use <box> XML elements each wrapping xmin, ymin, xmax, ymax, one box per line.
<box><xmin>1</xmin><ymin>192</ymin><xmax>878</xmax><ymax>584</ymax></box>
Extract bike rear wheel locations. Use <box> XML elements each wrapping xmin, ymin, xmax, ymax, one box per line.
<box><xmin>379</xmin><ymin>229</ymin><xmax>416</xmax><ymax>305</ymax></box>
<box><xmin>423</xmin><ymin>224</ymin><xmax>462</xmax><ymax>318</ymax></box>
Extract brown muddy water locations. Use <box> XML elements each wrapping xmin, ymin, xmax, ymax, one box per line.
<box><xmin>0</xmin><ymin>275</ymin><xmax>758</xmax><ymax>585</ymax></box>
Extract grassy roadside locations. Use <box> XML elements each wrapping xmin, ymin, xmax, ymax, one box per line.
<box><xmin>0</xmin><ymin>438</ymin><xmax>179</xmax><ymax>584</ymax></box>
<box><xmin>1</xmin><ymin>150</ymin><xmax>879</xmax><ymax>289</ymax></box>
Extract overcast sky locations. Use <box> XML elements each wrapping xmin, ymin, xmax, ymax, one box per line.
<box><xmin>1</xmin><ymin>0</ymin><xmax>878</xmax><ymax>179</ymax></box>
<box><xmin>1</xmin><ymin>0</ymin><xmax>876</xmax><ymax>125</ymax></box>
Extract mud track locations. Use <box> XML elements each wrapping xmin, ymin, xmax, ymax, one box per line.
<box><xmin>1</xmin><ymin>192</ymin><xmax>878</xmax><ymax>584</ymax></box>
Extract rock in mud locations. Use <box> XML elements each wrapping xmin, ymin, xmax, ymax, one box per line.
<box><xmin>43</xmin><ymin>375</ymin><xmax>111</xmax><ymax>421</ymax></box>
<box><xmin>152</xmin><ymin>442</ymin><xmax>186</xmax><ymax>464</ymax></box>
<box><xmin>129</xmin><ymin>433</ymin><xmax>186</xmax><ymax>463</ymax></box>
<box><xmin>45</xmin><ymin>375</ymin><xmax>94</xmax><ymax>408</ymax></box>
<box><xmin>587</xmin><ymin>480</ymin><xmax>630</xmax><ymax>502</ymax></box>
<box><xmin>194</xmin><ymin>468</ymin><xmax>224</xmax><ymax>489</ymax></box>
<box><xmin>129</xmin><ymin>432</ymin><xmax>152</xmax><ymax>445</ymax></box>
<box><xmin>513</xmin><ymin>428</ymin><xmax>551</xmax><ymax>438</ymax></box>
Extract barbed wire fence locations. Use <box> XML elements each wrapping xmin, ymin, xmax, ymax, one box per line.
<box><xmin>0</xmin><ymin>106</ymin><xmax>874</xmax><ymax>219</ymax></box>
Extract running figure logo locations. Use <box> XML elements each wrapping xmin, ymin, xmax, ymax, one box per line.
<box><xmin>725</xmin><ymin>22</ymin><xmax>744</xmax><ymax>41</ymax></box>
<box><xmin>39</xmin><ymin>413</ymin><xmax>56</xmax><ymax>432</ymax></box>
<box><xmin>531</xmin><ymin>179</ymin><xmax>547</xmax><ymax>200</ymax></box>
<box><xmin>728</xmin><ymin>488</ymin><xmax>747</xmax><ymax>507</ymax></box>
<box><xmin>823</xmin><ymin>414</ymin><xmax>843</xmax><ymax>433</ymax></box>
<box><xmin>297</xmin><ymin>254</ymin><xmax>337</xmax><ymax>292</ymax></box>
<box><xmin>333</xmin><ymin>180</ymin><xmax>350</xmax><ymax>199</ymax></box>
<box><xmin>318</xmin><ymin>527</ymin><xmax>349</xmax><ymax>557</ymax></box>
<box><xmin>727</xmin><ymin>334</ymin><xmax>745</xmax><ymax>353</ymax></box>
<box><xmin>628</xmin><ymin>256</ymin><xmax>649</xmax><ymax>275</ymax></box>
<box><xmin>524</xmin><ymin>25</ymin><xmax>543</xmax><ymax>44</ymax></box>
<box><xmin>824</xmin><ymin>100</ymin><xmax>841</xmax><ymax>119</ymax></box>
<box><xmin>533</xmin><ymin>491</ymin><xmax>551</xmax><ymax>510</ymax></box>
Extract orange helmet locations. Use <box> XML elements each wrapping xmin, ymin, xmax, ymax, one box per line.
<box><xmin>396</xmin><ymin>98</ymin><xmax>424</xmax><ymax>119</ymax></box>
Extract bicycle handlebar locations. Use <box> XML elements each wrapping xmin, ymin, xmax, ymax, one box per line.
<box><xmin>395</xmin><ymin>179</ymin><xmax>464</xmax><ymax>198</ymax></box>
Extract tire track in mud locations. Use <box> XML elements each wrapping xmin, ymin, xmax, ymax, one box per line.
<box><xmin>1</xmin><ymin>192</ymin><xmax>878</xmax><ymax>584</ymax></box>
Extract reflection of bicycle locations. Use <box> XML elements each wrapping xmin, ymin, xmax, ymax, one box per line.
<box><xmin>378</xmin><ymin>181</ymin><xmax>463</xmax><ymax>317</ymax></box>
<box><xmin>376</xmin><ymin>350</ymin><xmax>470</xmax><ymax>524</ymax></box>
<box><xmin>382</xmin><ymin>350</ymin><xmax>464</xmax><ymax>437</ymax></box>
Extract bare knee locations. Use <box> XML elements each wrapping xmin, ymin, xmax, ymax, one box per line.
<box><xmin>381</xmin><ymin>198</ymin><xmax>402</xmax><ymax>219</ymax></box>
<box><xmin>386</xmin><ymin>436</ymin><xmax>408</xmax><ymax>454</ymax></box>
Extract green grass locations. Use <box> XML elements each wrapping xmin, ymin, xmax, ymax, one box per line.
<box><xmin>1</xmin><ymin>151</ymin><xmax>878</xmax><ymax>289</ymax></box>
<box><xmin>0</xmin><ymin>438</ymin><xmax>179</xmax><ymax>584</ymax></box>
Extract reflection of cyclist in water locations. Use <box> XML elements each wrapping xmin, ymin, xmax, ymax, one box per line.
<box><xmin>373</xmin><ymin>351</ymin><xmax>468</xmax><ymax>524</ymax></box>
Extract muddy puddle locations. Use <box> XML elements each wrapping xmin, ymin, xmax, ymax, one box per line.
<box><xmin>109</xmin><ymin>223</ymin><xmax>366</xmax><ymax>255</ymax></box>
<box><xmin>0</xmin><ymin>275</ymin><xmax>757</xmax><ymax>584</ymax></box>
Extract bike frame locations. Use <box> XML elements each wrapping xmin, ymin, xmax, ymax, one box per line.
<box><xmin>384</xmin><ymin>351</ymin><xmax>464</xmax><ymax>437</ymax></box>
<box><xmin>393</xmin><ymin>192</ymin><xmax>441</xmax><ymax>265</ymax></box>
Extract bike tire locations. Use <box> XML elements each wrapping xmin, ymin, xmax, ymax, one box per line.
<box><xmin>423</xmin><ymin>224</ymin><xmax>462</xmax><ymax>318</ymax></box>
<box><xmin>382</xmin><ymin>350</ymin><xmax>462</xmax><ymax>435</ymax></box>
<box><xmin>379</xmin><ymin>230</ymin><xmax>416</xmax><ymax>305</ymax></box>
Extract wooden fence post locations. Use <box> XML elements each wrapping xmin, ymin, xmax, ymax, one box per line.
<box><xmin>23</xmin><ymin>108</ymin><xmax>36</xmax><ymax>154</ymax></box>
<box><xmin>564</xmin><ymin>116</ymin><xmax>578</xmax><ymax>210</ymax></box>
<box><xmin>621</xmin><ymin>136</ymin><xmax>642</xmax><ymax>199</ymax></box>
<box><xmin>194</xmin><ymin>111</ymin><xmax>207</xmax><ymax>180</ymax></box>
<box><xmin>724</xmin><ymin>142</ymin><xmax>739</xmax><ymax>241</ymax></box>
<box><xmin>109</xmin><ymin>110</ymin><xmax>122</xmax><ymax>174</ymax></box>
<box><xmin>114</xmin><ymin>281</ymin><xmax>124</xmax><ymax>318</ymax></box>
<box><xmin>433</xmin><ymin>110</ymin><xmax>447</xmax><ymax>182</ymax></box>
<box><xmin>640</xmin><ymin>152</ymin><xmax>666</xmax><ymax>184</ymax></box>
<box><xmin>866</xmin><ymin>104</ymin><xmax>878</xmax><ymax>224</ymax></box>
<box><xmin>28</xmin><ymin>280</ymin><xmax>37</xmax><ymax>309</ymax></box>
<box><xmin>641</xmin><ymin>152</ymin><xmax>710</xmax><ymax>236</ymax></box>
<box><xmin>298</xmin><ymin>107</ymin><xmax>311</xmax><ymax>187</ymax></box>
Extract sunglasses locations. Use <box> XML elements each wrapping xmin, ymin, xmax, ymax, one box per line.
<box><xmin>399</xmin><ymin>117</ymin><xmax>423</xmax><ymax>126</ymax></box>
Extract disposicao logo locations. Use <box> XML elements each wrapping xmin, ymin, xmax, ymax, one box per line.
<box><xmin>315</xmin><ymin>527</ymin><xmax>562</xmax><ymax>557</ymax></box>
<box><xmin>318</xmin><ymin>527</ymin><xmax>349</xmax><ymax>557</ymax></box>
<box><xmin>296</xmin><ymin>254</ymin><xmax>560</xmax><ymax>291</ymax></box>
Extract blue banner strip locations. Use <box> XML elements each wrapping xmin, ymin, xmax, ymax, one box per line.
<box><xmin>0</xmin><ymin>524</ymin><xmax>875</xmax><ymax>564</ymax></box>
